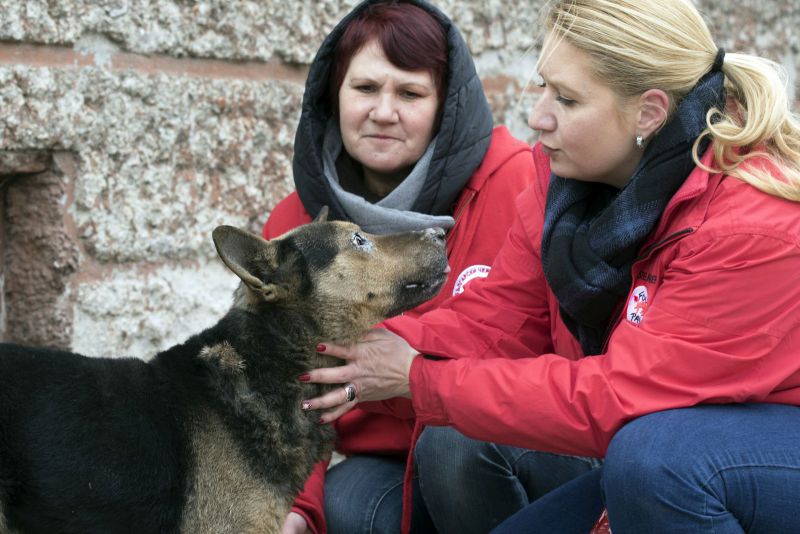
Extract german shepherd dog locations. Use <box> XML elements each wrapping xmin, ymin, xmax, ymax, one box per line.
<box><xmin>0</xmin><ymin>210</ymin><xmax>448</xmax><ymax>533</ymax></box>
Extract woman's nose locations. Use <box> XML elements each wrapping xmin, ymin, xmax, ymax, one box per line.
<box><xmin>528</xmin><ymin>98</ymin><xmax>555</xmax><ymax>132</ymax></box>
<box><xmin>370</xmin><ymin>93</ymin><xmax>399</xmax><ymax>123</ymax></box>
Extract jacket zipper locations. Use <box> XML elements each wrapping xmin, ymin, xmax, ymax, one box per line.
<box><xmin>446</xmin><ymin>189</ymin><xmax>476</xmax><ymax>257</ymax></box>
<box><xmin>598</xmin><ymin>227</ymin><xmax>695</xmax><ymax>354</ymax></box>
<box><xmin>452</xmin><ymin>189</ymin><xmax>476</xmax><ymax>225</ymax></box>
<box><xmin>634</xmin><ymin>227</ymin><xmax>694</xmax><ymax>262</ymax></box>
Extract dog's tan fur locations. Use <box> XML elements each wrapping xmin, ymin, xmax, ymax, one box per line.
<box><xmin>198</xmin><ymin>341</ymin><xmax>246</xmax><ymax>374</ymax></box>
<box><xmin>182</xmin><ymin>411</ymin><xmax>290</xmax><ymax>533</ymax></box>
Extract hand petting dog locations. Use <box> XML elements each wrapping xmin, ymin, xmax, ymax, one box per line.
<box><xmin>301</xmin><ymin>328</ymin><xmax>420</xmax><ymax>424</ymax></box>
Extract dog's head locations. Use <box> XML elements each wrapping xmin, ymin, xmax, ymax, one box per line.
<box><xmin>212</xmin><ymin>209</ymin><xmax>449</xmax><ymax>342</ymax></box>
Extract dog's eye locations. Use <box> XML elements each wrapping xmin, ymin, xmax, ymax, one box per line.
<box><xmin>351</xmin><ymin>232</ymin><xmax>370</xmax><ymax>249</ymax></box>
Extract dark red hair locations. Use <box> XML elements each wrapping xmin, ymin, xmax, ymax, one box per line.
<box><xmin>329</xmin><ymin>1</ymin><xmax>448</xmax><ymax>110</ymax></box>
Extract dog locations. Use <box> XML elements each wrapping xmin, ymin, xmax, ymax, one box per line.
<box><xmin>0</xmin><ymin>209</ymin><xmax>448</xmax><ymax>533</ymax></box>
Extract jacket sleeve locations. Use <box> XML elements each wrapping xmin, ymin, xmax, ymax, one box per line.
<box><xmin>290</xmin><ymin>460</ymin><xmax>329</xmax><ymax>534</ymax></box>
<box><xmin>406</xmin><ymin>228</ymin><xmax>800</xmax><ymax>458</ymax></box>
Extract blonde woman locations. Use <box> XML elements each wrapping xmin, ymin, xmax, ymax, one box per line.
<box><xmin>301</xmin><ymin>0</ymin><xmax>800</xmax><ymax>532</ymax></box>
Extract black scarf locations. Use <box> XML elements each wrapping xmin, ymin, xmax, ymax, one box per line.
<box><xmin>541</xmin><ymin>71</ymin><xmax>726</xmax><ymax>355</ymax></box>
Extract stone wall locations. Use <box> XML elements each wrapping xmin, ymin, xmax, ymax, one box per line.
<box><xmin>1</xmin><ymin>0</ymin><xmax>798</xmax><ymax>359</ymax></box>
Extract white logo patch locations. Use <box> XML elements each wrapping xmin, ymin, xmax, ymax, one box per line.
<box><xmin>452</xmin><ymin>264</ymin><xmax>491</xmax><ymax>296</ymax></box>
<box><xmin>626</xmin><ymin>285</ymin><xmax>649</xmax><ymax>325</ymax></box>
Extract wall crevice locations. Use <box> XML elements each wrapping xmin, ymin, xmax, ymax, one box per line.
<box><xmin>1</xmin><ymin>151</ymin><xmax>79</xmax><ymax>349</ymax></box>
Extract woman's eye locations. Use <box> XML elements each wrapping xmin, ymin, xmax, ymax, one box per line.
<box><xmin>356</xmin><ymin>85</ymin><xmax>376</xmax><ymax>93</ymax></box>
<box><xmin>536</xmin><ymin>78</ymin><xmax>575</xmax><ymax>106</ymax></box>
<box><xmin>401</xmin><ymin>90</ymin><xmax>421</xmax><ymax>100</ymax></box>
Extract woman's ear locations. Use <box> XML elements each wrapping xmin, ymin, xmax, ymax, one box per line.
<box><xmin>637</xmin><ymin>89</ymin><xmax>670</xmax><ymax>139</ymax></box>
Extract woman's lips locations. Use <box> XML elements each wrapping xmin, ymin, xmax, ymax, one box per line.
<box><xmin>541</xmin><ymin>143</ymin><xmax>558</xmax><ymax>156</ymax></box>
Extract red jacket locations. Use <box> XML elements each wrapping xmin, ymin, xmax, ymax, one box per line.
<box><xmin>262</xmin><ymin>126</ymin><xmax>536</xmax><ymax>533</ymax></box>
<box><xmin>387</xmin><ymin>143</ymin><xmax>800</xmax><ymax>462</ymax></box>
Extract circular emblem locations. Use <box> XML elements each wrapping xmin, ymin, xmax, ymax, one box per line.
<box><xmin>626</xmin><ymin>285</ymin><xmax>649</xmax><ymax>325</ymax></box>
<box><xmin>452</xmin><ymin>264</ymin><xmax>491</xmax><ymax>296</ymax></box>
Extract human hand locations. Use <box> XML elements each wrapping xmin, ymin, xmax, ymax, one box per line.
<box><xmin>300</xmin><ymin>328</ymin><xmax>420</xmax><ymax>424</ymax></box>
<box><xmin>281</xmin><ymin>511</ymin><xmax>311</xmax><ymax>534</ymax></box>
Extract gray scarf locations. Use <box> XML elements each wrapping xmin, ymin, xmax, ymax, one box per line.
<box><xmin>322</xmin><ymin>121</ymin><xmax>455</xmax><ymax>234</ymax></box>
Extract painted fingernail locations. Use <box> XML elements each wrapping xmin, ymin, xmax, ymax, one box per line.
<box><xmin>318</xmin><ymin>418</ymin><xmax>326</xmax><ymax>425</ymax></box>
<box><xmin>298</xmin><ymin>374</ymin><xmax>311</xmax><ymax>382</ymax></box>
<box><xmin>301</xmin><ymin>401</ymin><xmax>312</xmax><ymax>410</ymax></box>
<box><xmin>316</xmin><ymin>344</ymin><xmax>326</xmax><ymax>352</ymax></box>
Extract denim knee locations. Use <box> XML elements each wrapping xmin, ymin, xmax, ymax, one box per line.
<box><xmin>603</xmin><ymin>413</ymin><xmax>668</xmax><ymax>505</ymax></box>
<box><xmin>603</xmin><ymin>405</ymin><xmax>800</xmax><ymax>532</ymax></box>
<box><xmin>324</xmin><ymin>455</ymin><xmax>406</xmax><ymax>534</ymax></box>
<box><xmin>414</xmin><ymin>427</ymin><xmax>527</xmax><ymax>534</ymax></box>
<box><xmin>414</xmin><ymin>426</ymin><xmax>490</xmax><ymax>483</ymax></box>
<box><xmin>603</xmin><ymin>408</ymin><xmax>734</xmax><ymax>517</ymax></box>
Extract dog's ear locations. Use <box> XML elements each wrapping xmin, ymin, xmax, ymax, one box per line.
<box><xmin>314</xmin><ymin>206</ymin><xmax>329</xmax><ymax>222</ymax></box>
<box><xmin>212</xmin><ymin>226</ymin><xmax>296</xmax><ymax>302</ymax></box>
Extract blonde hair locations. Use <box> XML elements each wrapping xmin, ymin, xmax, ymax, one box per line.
<box><xmin>540</xmin><ymin>0</ymin><xmax>800</xmax><ymax>201</ymax></box>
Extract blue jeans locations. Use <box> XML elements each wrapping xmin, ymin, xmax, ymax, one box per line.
<box><xmin>492</xmin><ymin>404</ymin><xmax>800</xmax><ymax>533</ymax></box>
<box><xmin>324</xmin><ymin>455</ymin><xmax>435</xmax><ymax>534</ymax></box>
<box><xmin>414</xmin><ymin>426</ymin><xmax>602</xmax><ymax>534</ymax></box>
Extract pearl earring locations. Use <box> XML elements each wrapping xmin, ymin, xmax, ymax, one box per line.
<box><xmin>635</xmin><ymin>134</ymin><xmax>644</xmax><ymax>148</ymax></box>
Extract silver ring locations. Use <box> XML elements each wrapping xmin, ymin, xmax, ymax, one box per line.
<box><xmin>343</xmin><ymin>383</ymin><xmax>357</xmax><ymax>403</ymax></box>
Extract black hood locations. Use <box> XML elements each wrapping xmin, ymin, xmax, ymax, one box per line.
<box><xmin>292</xmin><ymin>0</ymin><xmax>493</xmax><ymax>220</ymax></box>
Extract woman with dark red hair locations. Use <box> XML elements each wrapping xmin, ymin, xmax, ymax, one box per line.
<box><xmin>262</xmin><ymin>1</ymin><xmax>537</xmax><ymax>533</ymax></box>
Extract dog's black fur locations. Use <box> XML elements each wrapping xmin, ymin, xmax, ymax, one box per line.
<box><xmin>0</xmin><ymin>213</ymin><xmax>448</xmax><ymax>533</ymax></box>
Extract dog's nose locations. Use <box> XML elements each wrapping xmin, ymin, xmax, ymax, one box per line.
<box><xmin>423</xmin><ymin>227</ymin><xmax>446</xmax><ymax>244</ymax></box>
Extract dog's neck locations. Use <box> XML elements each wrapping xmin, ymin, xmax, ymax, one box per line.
<box><xmin>198</xmin><ymin>303</ymin><xmax>353</xmax><ymax>383</ymax></box>
<box><xmin>232</xmin><ymin>283</ymin><xmax>380</xmax><ymax>347</ymax></box>
<box><xmin>184</xmin><ymin>308</ymin><xmax>335</xmax><ymax>494</ymax></box>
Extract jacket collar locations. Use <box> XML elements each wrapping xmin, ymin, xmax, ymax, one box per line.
<box><xmin>647</xmin><ymin>145</ymin><xmax>724</xmax><ymax>243</ymax></box>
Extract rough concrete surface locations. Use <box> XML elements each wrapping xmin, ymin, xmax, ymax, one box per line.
<box><xmin>70</xmin><ymin>260</ymin><xmax>237</xmax><ymax>358</ymax></box>
<box><xmin>4</xmin><ymin>169</ymin><xmax>79</xmax><ymax>348</ymax></box>
<box><xmin>0</xmin><ymin>0</ymin><xmax>798</xmax><ymax>358</ymax></box>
